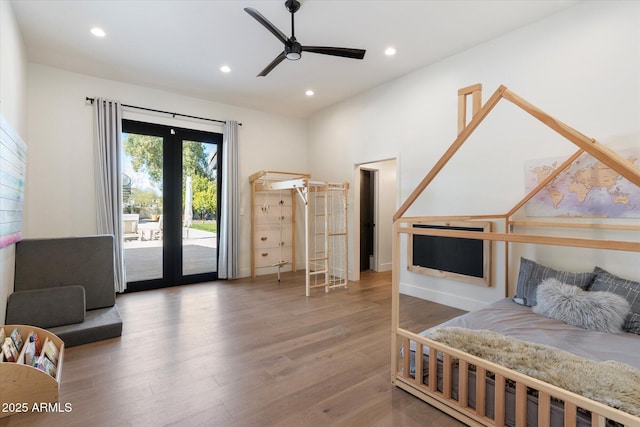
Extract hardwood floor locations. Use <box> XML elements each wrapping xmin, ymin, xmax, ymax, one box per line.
<box><xmin>1</xmin><ymin>271</ymin><xmax>467</xmax><ymax>427</ymax></box>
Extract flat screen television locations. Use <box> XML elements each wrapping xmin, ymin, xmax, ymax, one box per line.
<box><xmin>408</xmin><ymin>220</ymin><xmax>491</xmax><ymax>286</ymax></box>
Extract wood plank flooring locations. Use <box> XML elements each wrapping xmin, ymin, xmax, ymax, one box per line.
<box><xmin>1</xmin><ymin>270</ymin><xmax>467</xmax><ymax>427</ymax></box>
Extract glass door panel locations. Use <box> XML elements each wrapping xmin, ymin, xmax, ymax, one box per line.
<box><xmin>122</xmin><ymin>132</ymin><xmax>164</xmax><ymax>282</ymax></box>
<box><xmin>121</xmin><ymin>120</ymin><xmax>221</xmax><ymax>291</ymax></box>
<box><xmin>182</xmin><ymin>140</ymin><xmax>218</xmax><ymax>276</ymax></box>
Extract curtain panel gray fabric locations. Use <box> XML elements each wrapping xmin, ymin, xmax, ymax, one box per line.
<box><xmin>219</xmin><ymin>120</ymin><xmax>239</xmax><ymax>279</ymax></box>
<box><xmin>94</xmin><ymin>98</ymin><xmax>126</xmax><ymax>292</ymax></box>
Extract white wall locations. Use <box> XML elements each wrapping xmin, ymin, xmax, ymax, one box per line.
<box><xmin>0</xmin><ymin>0</ymin><xmax>28</xmax><ymax>322</ymax></box>
<box><xmin>6</xmin><ymin>1</ymin><xmax>639</xmax><ymax>315</ymax></box>
<box><xmin>308</xmin><ymin>1</ymin><xmax>640</xmax><ymax>311</ymax></box>
<box><xmin>374</xmin><ymin>159</ymin><xmax>396</xmax><ymax>272</ymax></box>
<box><xmin>25</xmin><ymin>64</ymin><xmax>308</xmax><ymax>279</ymax></box>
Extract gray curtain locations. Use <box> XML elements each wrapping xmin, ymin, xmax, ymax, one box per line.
<box><xmin>219</xmin><ymin>120</ymin><xmax>239</xmax><ymax>279</ymax></box>
<box><xmin>94</xmin><ymin>98</ymin><xmax>126</xmax><ymax>292</ymax></box>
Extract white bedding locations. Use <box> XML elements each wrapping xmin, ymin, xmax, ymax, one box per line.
<box><xmin>419</xmin><ymin>298</ymin><xmax>640</xmax><ymax>370</ymax></box>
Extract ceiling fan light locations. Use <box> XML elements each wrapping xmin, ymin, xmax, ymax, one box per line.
<box><xmin>285</xmin><ymin>41</ymin><xmax>302</xmax><ymax>60</ymax></box>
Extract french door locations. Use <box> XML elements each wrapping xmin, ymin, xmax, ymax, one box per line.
<box><xmin>121</xmin><ymin>120</ymin><xmax>222</xmax><ymax>291</ymax></box>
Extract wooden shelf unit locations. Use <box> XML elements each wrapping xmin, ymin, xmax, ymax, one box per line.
<box><xmin>250</xmin><ymin>170</ymin><xmax>349</xmax><ymax>296</ymax></box>
<box><xmin>0</xmin><ymin>325</ymin><xmax>64</xmax><ymax>418</ymax></box>
<box><xmin>250</xmin><ymin>170</ymin><xmax>308</xmax><ymax>278</ymax></box>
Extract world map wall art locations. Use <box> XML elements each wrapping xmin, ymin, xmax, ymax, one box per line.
<box><xmin>525</xmin><ymin>148</ymin><xmax>640</xmax><ymax>218</ymax></box>
<box><xmin>0</xmin><ymin>114</ymin><xmax>27</xmax><ymax>248</ymax></box>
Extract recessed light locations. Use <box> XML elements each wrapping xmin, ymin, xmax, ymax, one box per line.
<box><xmin>220</xmin><ymin>65</ymin><xmax>231</xmax><ymax>73</ymax></box>
<box><xmin>91</xmin><ymin>27</ymin><xmax>106</xmax><ymax>38</ymax></box>
<box><xmin>385</xmin><ymin>47</ymin><xmax>396</xmax><ymax>56</ymax></box>
<box><xmin>305</xmin><ymin>89</ymin><xmax>314</xmax><ymax>97</ymax></box>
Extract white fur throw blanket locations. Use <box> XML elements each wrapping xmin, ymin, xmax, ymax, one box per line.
<box><xmin>426</xmin><ymin>327</ymin><xmax>640</xmax><ymax>417</ymax></box>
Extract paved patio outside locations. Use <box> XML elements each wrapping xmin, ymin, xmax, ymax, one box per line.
<box><xmin>124</xmin><ymin>226</ymin><xmax>217</xmax><ymax>282</ymax></box>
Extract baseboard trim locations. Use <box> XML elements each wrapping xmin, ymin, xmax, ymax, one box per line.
<box><xmin>399</xmin><ymin>282</ymin><xmax>487</xmax><ymax>312</ymax></box>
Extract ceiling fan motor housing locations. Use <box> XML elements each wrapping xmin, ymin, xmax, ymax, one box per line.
<box><xmin>285</xmin><ymin>39</ymin><xmax>302</xmax><ymax>60</ymax></box>
<box><xmin>285</xmin><ymin>0</ymin><xmax>301</xmax><ymax>14</ymax></box>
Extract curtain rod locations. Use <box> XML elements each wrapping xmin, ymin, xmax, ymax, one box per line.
<box><xmin>85</xmin><ymin>97</ymin><xmax>241</xmax><ymax>126</ymax></box>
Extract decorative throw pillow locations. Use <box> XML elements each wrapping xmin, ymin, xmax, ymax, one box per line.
<box><xmin>533</xmin><ymin>278</ymin><xmax>631</xmax><ymax>333</ymax></box>
<box><xmin>625</xmin><ymin>313</ymin><xmax>640</xmax><ymax>335</ymax></box>
<box><xmin>512</xmin><ymin>257</ymin><xmax>596</xmax><ymax>307</ymax></box>
<box><xmin>590</xmin><ymin>267</ymin><xmax>640</xmax><ymax>334</ymax></box>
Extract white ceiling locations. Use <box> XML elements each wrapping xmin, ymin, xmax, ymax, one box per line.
<box><xmin>10</xmin><ymin>0</ymin><xmax>579</xmax><ymax>118</ymax></box>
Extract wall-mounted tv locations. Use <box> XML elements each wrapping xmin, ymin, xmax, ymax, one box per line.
<box><xmin>408</xmin><ymin>220</ymin><xmax>491</xmax><ymax>286</ymax></box>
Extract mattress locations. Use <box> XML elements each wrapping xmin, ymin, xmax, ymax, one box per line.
<box><xmin>416</xmin><ymin>298</ymin><xmax>640</xmax><ymax>369</ymax></box>
<box><xmin>407</xmin><ymin>298</ymin><xmax>640</xmax><ymax>426</ymax></box>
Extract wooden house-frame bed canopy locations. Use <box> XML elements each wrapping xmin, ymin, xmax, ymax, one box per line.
<box><xmin>250</xmin><ymin>170</ymin><xmax>349</xmax><ymax>296</ymax></box>
<box><xmin>391</xmin><ymin>84</ymin><xmax>640</xmax><ymax>426</ymax></box>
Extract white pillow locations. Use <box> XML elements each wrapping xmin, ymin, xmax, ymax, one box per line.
<box><xmin>533</xmin><ymin>278</ymin><xmax>631</xmax><ymax>333</ymax></box>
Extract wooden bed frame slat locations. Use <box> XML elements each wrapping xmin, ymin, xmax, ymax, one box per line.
<box><xmin>459</xmin><ymin>360</ymin><xmax>469</xmax><ymax>408</ymax></box>
<box><xmin>509</xmin><ymin>220</ymin><xmax>640</xmax><ymax>232</ymax></box>
<box><xmin>399</xmin><ymin>224</ymin><xmax>640</xmax><ymax>252</ymax></box>
<box><xmin>476</xmin><ymin>366</ymin><xmax>487</xmax><ymax>418</ymax></box>
<box><xmin>399</xmin><ymin>225</ymin><xmax>640</xmax><ymax>252</ymax></box>
<box><xmin>593</xmin><ymin>413</ymin><xmax>606</xmax><ymax>427</ymax></box>
<box><xmin>443</xmin><ymin>354</ymin><xmax>453</xmax><ymax>399</ymax></box>
<box><xmin>515</xmin><ymin>382</ymin><xmax>526</xmax><ymax>427</ymax></box>
<box><xmin>538</xmin><ymin>391</ymin><xmax>551</xmax><ymax>427</ymax></box>
<box><xmin>394</xmin><ymin>328</ymin><xmax>640</xmax><ymax>426</ymax></box>
<box><xmin>494</xmin><ymin>374</ymin><xmax>506</xmax><ymax>427</ymax></box>
<box><xmin>402</xmin><ymin>337</ymin><xmax>411</xmax><ymax>379</ymax></box>
<box><xmin>429</xmin><ymin>347</ymin><xmax>437</xmax><ymax>392</ymax></box>
<box><xmin>564</xmin><ymin>401</ymin><xmax>578</xmax><ymax>426</ymax></box>
<box><xmin>415</xmin><ymin>342</ymin><xmax>424</xmax><ymax>386</ymax></box>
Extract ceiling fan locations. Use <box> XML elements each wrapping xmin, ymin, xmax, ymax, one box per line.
<box><xmin>244</xmin><ymin>0</ymin><xmax>366</xmax><ymax>77</ymax></box>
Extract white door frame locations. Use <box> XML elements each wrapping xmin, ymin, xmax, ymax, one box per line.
<box><xmin>352</xmin><ymin>157</ymin><xmax>398</xmax><ymax>281</ymax></box>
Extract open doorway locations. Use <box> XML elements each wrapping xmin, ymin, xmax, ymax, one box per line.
<box><xmin>353</xmin><ymin>158</ymin><xmax>397</xmax><ymax>280</ymax></box>
<box><xmin>359</xmin><ymin>169</ymin><xmax>375</xmax><ymax>271</ymax></box>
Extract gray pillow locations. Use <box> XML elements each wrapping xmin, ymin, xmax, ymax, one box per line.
<box><xmin>512</xmin><ymin>257</ymin><xmax>595</xmax><ymax>307</ymax></box>
<box><xmin>591</xmin><ymin>267</ymin><xmax>640</xmax><ymax>334</ymax></box>
<box><xmin>6</xmin><ymin>285</ymin><xmax>86</xmax><ymax>328</ymax></box>
<box><xmin>533</xmin><ymin>278</ymin><xmax>631</xmax><ymax>333</ymax></box>
<box><xmin>625</xmin><ymin>313</ymin><xmax>640</xmax><ymax>335</ymax></box>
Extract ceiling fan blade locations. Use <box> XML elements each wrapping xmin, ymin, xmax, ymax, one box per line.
<box><xmin>244</xmin><ymin>8</ymin><xmax>288</xmax><ymax>45</ymax></box>
<box><xmin>258</xmin><ymin>51</ymin><xmax>287</xmax><ymax>77</ymax></box>
<box><xmin>301</xmin><ymin>46</ymin><xmax>366</xmax><ymax>60</ymax></box>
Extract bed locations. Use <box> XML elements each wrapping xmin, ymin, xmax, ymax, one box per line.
<box><xmin>402</xmin><ymin>295</ymin><xmax>640</xmax><ymax>427</ymax></box>
<box><xmin>391</xmin><ymin>84</ymin><xmax>640</xmax><ymax>427</ymax></box>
